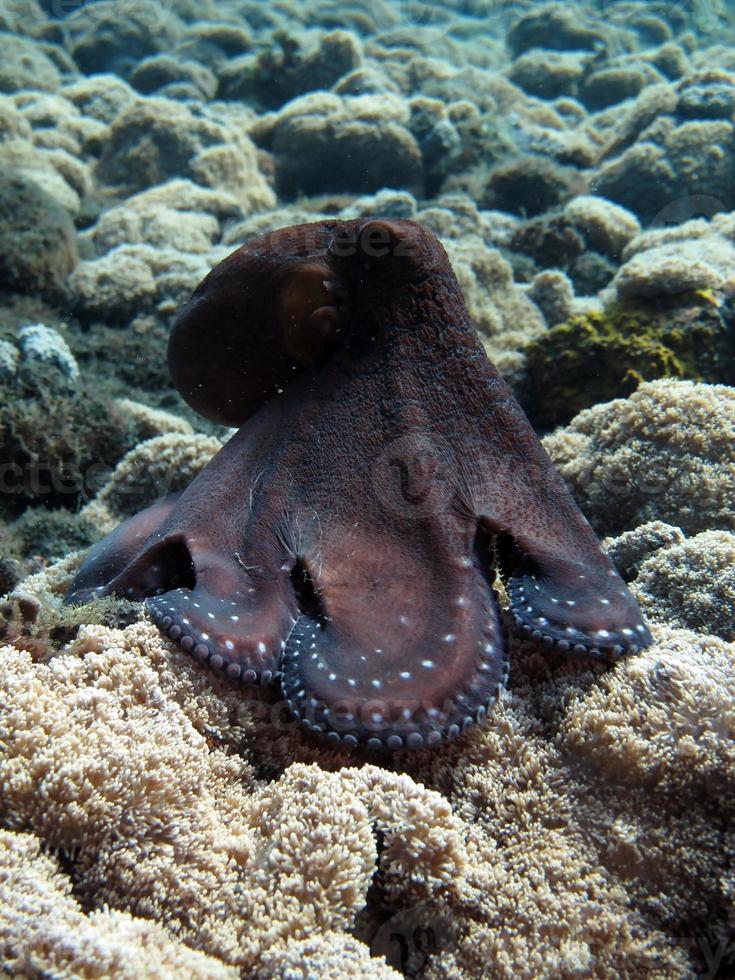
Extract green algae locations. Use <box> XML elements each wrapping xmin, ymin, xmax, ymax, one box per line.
<box><xmin>0</xmin><ymin>360</ymin><xmax>137</xmax><ymax>517</ymax></box>
<box><xmin>523</xmin><ymin>294</ymin><xmax>735</xmax><ymax>430</ymax></box>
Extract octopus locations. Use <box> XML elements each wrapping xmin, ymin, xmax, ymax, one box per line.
<box><xmin>66</xmin><ymin>218</ymin><xmax>652</xmax><ymax>751</ymax></box>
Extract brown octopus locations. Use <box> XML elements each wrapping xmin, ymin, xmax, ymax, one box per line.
<box><xmin>66</xmin><ymin>218</ymin><xmax>651</xmax><ymax>751</ymax></box>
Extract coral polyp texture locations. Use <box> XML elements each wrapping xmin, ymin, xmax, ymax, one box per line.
<box><xmin>2</xmin><ymin>0</ymin><xmax>735</xmax><ymax>975</ymax></box>
<box><xmin>64</xmin><ymin>219</ymin><xmax>651</xmax><ymax>752</ymax></box>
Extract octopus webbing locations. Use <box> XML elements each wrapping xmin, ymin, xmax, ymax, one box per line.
<box><xmin>66</xmin><ymin>218</ymin><xmax>652</xmax><ymax>751</ymax></box>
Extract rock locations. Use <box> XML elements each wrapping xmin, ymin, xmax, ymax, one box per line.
<box><xmin>82</xmin><ymin>179</ymin><xmax>242</xmax><ymax>256</ymax></box>
<box><xmin>524</xmin><ymin>295</ymin><xmax>735</xmax><ymax>430</ymax></box>
<box><xmin>96</xmin><ymin>98</ymin><xmax>223</xmax><ymax>192</ymax></box>
<box><xmin>258</xmin><ymin>92</ymin><xmax>423</xmax><ymax>199</ymax></box>
<box><xmin>482</xmin><ymin>155</ymin><xmax>583</xmax><ymax>217</ymax></box>
<box><xmin>176</xmin><ymin>23</ymin><xmax>252</xmax><ymax>72</ymax></box>
<box><xmin>676</xmin><ymin>78</ymin><xmax>735</xmax><ymax>120</ymax></box>
<box><xmin>508</xmin><ymin>4</ymin><xmax>605</xmax><ymax>56</ymax></box>
<box><xmin>61</xmin><ymin>74</ymin><xmax>136</xmax><ymax>124</ymax></box>
<box><xmin>594</xmin><ymin>76</ymin><xmax>735</xmax><ymax>222</ymax></box>
<box><xmin>0</xmin><ymin>32</ymin><xmax>60</xmax><ymax>93</ymax></box>
<box><xmin>68</xmin><ymin>246</ymin><xmax>157</xmax><ymax>324</ymax></box>
<box><xmin>564</xmin><ymin>195</ymin><xmax>640</xmax><ymax>259</ymax></box>
<box><xmin>508</xmin><ymin>51</ymin><xmax>586</xmax><ymax>100</ymax></box>
<box><xmin>18</xmin><ymin>324</ymin><xmax>79</xmax><ymax>384</ymax></box>
<box><xmin>218</xmin><ymin>30</ymin><xmax>361</xmax><ymax>109</ymax></box>
<box><xmin>579</xmin><ymin>67</ymin><xmax>648</xmax><ymax>110</ymax></box>
<box><xmin>0</xmin><ymin>338</ymin><xmax>19</xmax><ymax>381</ymax></box>
<box><xmin>131</xmin><ymin>55</ymin><xmax>217</xmax><ymax>100</ymax></box>
<box><xmin>0</xmin><ymin>172</ymin><xmax>77</xmax><ymax>303</ymax></box>
<box><xmin>66</xmin><ymin>0</ymin><xmax>181</xmax><ymax>79</ymax></box>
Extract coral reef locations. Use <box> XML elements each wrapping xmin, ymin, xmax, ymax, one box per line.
<box><xmin>1</xmin><ymin>1</ymin><xmax>734</xmax><ymax>974</ymax></box>
<box><xmin>0</xmin><ymin>559</ymin><xmax>731</xmax><ymax>978</ymax></box>
<box><xmin>632</xmin><ymin>529</ymin><xmax>735</xmax><ymax>641</ymax></box>
<box><xmin>542</xmin><ymin>379</ymin><xmax>735</xmax><ymax>536</ymax></box>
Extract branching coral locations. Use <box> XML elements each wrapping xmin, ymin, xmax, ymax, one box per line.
<box><xmin>0</xmin><ymin>604</ymin><xmax>466</xmax><ymax>976</ymax></box>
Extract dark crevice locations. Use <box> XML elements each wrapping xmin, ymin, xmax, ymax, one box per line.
<box><xmin>154</xmin><ymin>538</ymin><xmax>196</xmax><ymax>592</ymax></box>
<box><xmin>493</xmin><ymin>530</ymin><xmax>526</xmax><ymax>581</ymax></box>
<box><xmin>290</xmin><ymin>555</ymin><xmax>326</xmax><ymax>625</ymax></box>
<box><xmin>123</xmin><ymin>537</ymin><xmax>196</xmax><ymax>598</ymax></box>
<box><xmin>474</xmin><ymin>524</ymin><xmax>526</xmax><ymax>585</ymax></box>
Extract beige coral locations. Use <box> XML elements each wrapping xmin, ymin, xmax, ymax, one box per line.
<box><xmin>80</xmin><ymin>432</ymin><xmax>221</xmax><ymax>533</ymax></box>
<box><xmin>0</xmin><ymin>830</ymin><xmax>236</xmax><ymax>979</ymax></box>
<box><xmin>632</xmin><ymin>529</ymin><xmax>735</xmax><ymax>641</ymax></box>
<box><xmin>542</xmin><ymin>379</ymin><xmax>735</xmax><ymax>536</ymax></box>
<box><xmin>113</xmin><ymin>397</ymin><xmax>194</xmax><ymax>441</ymax></box>
<box><xmin>260</xmin><ymin>930</ymin><xmax>401</xmax><ymax>979</ymax></box>
<box><xmin>0</xmin><ymin>610</ymin><xmax>462</xmax><ymax>976</ymax></box>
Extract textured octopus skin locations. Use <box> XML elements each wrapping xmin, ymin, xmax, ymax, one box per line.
<box><xmin>66</xmin><ymin>218</ymin><xmax>652</xmax><ymax>751</ymax></box>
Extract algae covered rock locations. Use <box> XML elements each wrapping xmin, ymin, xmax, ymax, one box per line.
<box><xmin>0</xmin><ymin>171</ymin><xmax>77</xmax><ymax>303</ymax></box>
<box><xmin>507</xmin><ymin>4</ymin><xmax>605</xmax><ymax>56</ymax></box>
<box><xmin>218</xmin><ymin>29</ymin><xmax>361</xmax><ymax>109</ymax></box>
<box><xmin>96</xmin><ymin>98</ymin><xmax>224</xmax><ymax>192</ymax></box>
<box><xmin>258</xmin><ymin>92</ymin><xmax>423</xmax><ymax>199</ymax></box>
<box><xmin>65</xmin><ymin>0</ymin><xmax>181</xmax><ymax>79</ymax></box>
<box><xmin>481</xmin><ymin>155</ymin><xmax>583</xmax><ymax>217</ymax></box>
<box><xmin>130</xmin><ymin>55</ymin><xmax>217</xmax><ymax>100</ymax></box>
<box><xmin>524</xmin><ymin>296</ymin><xmax>735</xmax><ymax>429</ymax></box>
<box><xmin>0</xmin><ymin>359</ymin><xmax>136</xmax><ymax>515</ymax></box>
<box><xmin>0</xmin><ymin>31</ymin><xmax>60</xmax><ymax>93</ymax></box>
<box><xmin>593</xmin><ymin>74</ymin><xmax>735</xmax><ymax>222</ymax></box>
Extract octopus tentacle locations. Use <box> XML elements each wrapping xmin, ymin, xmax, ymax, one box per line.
<box><xmin>278</xmin><ymin>524</ymin><xmax>508</xmax><ymax>750</ymax></box>
<box><xmin>504</xmin><ymin>553</ymin><xmax>651</xmax><ymax>659</ymax></box>
<box><xmin>146</xmin><ymin>575</ymin><xmax>295</xmax><ymax>685</ymax></box>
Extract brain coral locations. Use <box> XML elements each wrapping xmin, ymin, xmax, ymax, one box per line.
<box><xmin>542</xmin><ymin>379</ymin><xmax>735</xmax><ymax>536</ymax></box>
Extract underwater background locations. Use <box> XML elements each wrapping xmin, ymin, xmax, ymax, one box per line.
<box><xmin>0</xmin><ymin>0</ymin><xmax>734</xmax><ymax>977</ymax></box>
